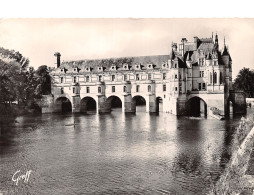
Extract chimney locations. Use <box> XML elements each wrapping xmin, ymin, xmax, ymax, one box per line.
<box><xmin>54</xmin><ymin>52</ymin><xmax>61</xmax><ymax>68</ymax></box>
<box><xmin>181</xmin><ymin>38</ymin><xmax>187</xmax><ymax>56</ymax></box>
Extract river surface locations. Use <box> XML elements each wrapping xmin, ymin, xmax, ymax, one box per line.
<box><xmin>0</xmin><ymin>107</ymin><xmax>252</xmax><ymax>195</ymax></box>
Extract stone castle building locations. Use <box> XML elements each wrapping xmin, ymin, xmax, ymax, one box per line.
<box><xmin>43</xmin><ymin>34</ymin><xmax>245</xmax><ymax>117</ymax></box>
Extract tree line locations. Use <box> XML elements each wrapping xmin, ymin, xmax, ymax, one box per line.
<box><xmin>0</xmin><ymin>47</ymin><xmax>51</xmax><ymax>115</ymax></box>
<box><xmin>233</xmin><ymin>67</ymin><xmax>254</xmax><ymax>98</ymax></box>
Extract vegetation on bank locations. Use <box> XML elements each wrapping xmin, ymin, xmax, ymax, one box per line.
<box><xmin>0</xmin><ymin>47</ymin><xmax>51</xmax><ymax>118</ymax></box>
<box><xmin>233</xmin><ymin>67</ymin><xmax>254</xmax><ymax>98</ymax></box>
<box><xmin>208</xmin><ymin>115</ymin><xmax>254</xmax><ymax>194</ymax></box>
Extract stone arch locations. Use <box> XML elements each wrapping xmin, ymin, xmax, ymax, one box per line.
<box><xmin>54</xmin><ymin>97</ymin><xmax>72</xmax><ymax>113</ymax></box>
<box><xmin>104</xmin><ymin>95</ymin><xmax>123</xmax><ymax>112</ymax></box>
<box><xmin>226</xmin><ymin>91</ymin><xmax>246</xmax><ymax>115</ymax></box>
<box><xmin>131</xmin><ymin>95</ymin><xmax>146</xmax><ymax>112</ymax></box>
<box><xmin>186</xmin><ymin>96</ymin><xmax>207</xmax><ymax>117</ymax></box>
<box><xmin>156</xmin><ymin>96</ymin><xmax>163</xmax><ymax>112</ymax></box>
<box><xmin>80</xmin><ymin>96</ymin><xmax>97</xmax><ymax>113</ymax></box>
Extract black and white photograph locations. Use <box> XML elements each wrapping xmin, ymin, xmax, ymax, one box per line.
<box><xmin>1</xmin><ymin>5</ymin><xmax>254</xmax><ymax>194</ymax></box>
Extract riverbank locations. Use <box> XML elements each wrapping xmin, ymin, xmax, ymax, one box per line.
<box><xmin>208</xmin><ymin>110</ymin><xmax>254</xmax><ymax>194</ymax></box>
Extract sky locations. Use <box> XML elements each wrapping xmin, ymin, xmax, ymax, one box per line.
<box><xmin>0</xmin><ymin>18</ymin><xmax>254</xmax><ymax>79</ymax></box>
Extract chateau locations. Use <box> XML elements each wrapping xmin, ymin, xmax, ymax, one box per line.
<box><xmin>43</xmin><ymin>34</ymin><xmax>246</xmax><ymax>117</ymax></box>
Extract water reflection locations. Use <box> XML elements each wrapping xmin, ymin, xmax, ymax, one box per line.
<box><xmin>0</xmin><ymin>108</ymin><xmax>251</xmax><ymax>194</ymax></box>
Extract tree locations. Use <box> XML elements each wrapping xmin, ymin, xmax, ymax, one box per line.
<box><xmin>35</xmin><ymin>65</ymin><xmax>52</xmax><ymax>97</ymax></box>
<box><xmin>233</xmin><ymin>67</ymin><xmax>254</xmax><ymax>98</ymax></box>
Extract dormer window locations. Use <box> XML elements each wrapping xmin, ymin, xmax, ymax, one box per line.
<box><xmin>73</xmin><ymin>76</ymin><xmax>77</xmax><ymax>83</ymax></box>
<box><xmin>147</xmin><ymin>64</ymin><xmax>153</xmax><ymax>69</ymax></box>
<box><xmin>61</xmin><ymin>69</ymin><xmax>63</xmax><ymax>72</ymax></box>
<box><xmin>74</xmin><ymin>68</ymin><xmax>76</xmax><ymax>71</ymax></box>
<box><xmin>136</xmin><ymin>65</ymin><xmax>140</xmax><ymax>69</ymax></box>
<box><xmin>86</xmin><ymin>67</ymin><xmax>89</xmax><ymax>71</ymax></box>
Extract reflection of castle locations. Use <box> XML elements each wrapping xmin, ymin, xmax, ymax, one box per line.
<box><xmin>43</xmin><ymin>34</ymin><xmax>245</xmax><ymax>116</ymax></box>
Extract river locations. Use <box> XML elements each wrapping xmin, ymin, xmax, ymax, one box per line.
<box><xmin>0</xmin><ymin>107</ymin><xmax>252</xmax><ymax>195</ymax></box>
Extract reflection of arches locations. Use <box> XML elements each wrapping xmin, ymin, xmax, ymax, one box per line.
<box><xmin>187</xmin><ymin>97</ymin><xmax>207</xmax><ymax>117</ymax></box>
<box><xmin>80</xmin><ymin>97</ymin><xmax>96</xmax><ymax>113</ymax></box>
<box><xmin>131</xmin><ymin>95</ymin><xmax>146</xmax><ymax>112</ymax></box>
<box><xmin>156</xmin><ymin>96</ymin><xmax>163</xmax><ymax>112</ymax></box>
<box><xmin>55</xmin><ymin>97</ymin><xmax>72</xmax><ymax>113</ymax></box>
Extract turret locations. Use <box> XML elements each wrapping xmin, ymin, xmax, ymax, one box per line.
<box><xmin>221</xmin><ymin>38</ymin><xmax>231</xmax><ymax>67</ymax></box>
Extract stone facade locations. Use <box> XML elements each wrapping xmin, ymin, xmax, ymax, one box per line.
<box><xmin>43</xmin><ymin>34</ymin><xmax>244</xmax><ymax>116</ymax></box>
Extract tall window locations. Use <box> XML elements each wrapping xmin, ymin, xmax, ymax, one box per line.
<box><xmin>175</xmin><ymin>87</ymin><xmax>178</xmax><ymax>91</ymax></box>
<box><xmin>214</xmin><ymin>72</ymin><xmax>217</xmax><ymax>84</ymax></box>
<box><xmin>98</xmin><ymin>75</ymin><xmax>102</xmax><ymax>82</ymax></box>
<box><xmin>124</xmin><ymin>74</ymin><xmax>127</xmax><ymax>81</ymax></box>
<box><xmin>112</xmin><ymin>75</ymin><xmax>115</xmax><ymax>81</ymax></box>
<box><xmin>202</xmin><ymin>83</ymin><xmax>206</xmax><ymax>90</ymax></box>
<box><xmin>136</xmin><ymin>85</ymin><xmax>140</xmax><ymax>92</ymax></box>
<box><xmin>73</xmin><ymin>76</ymin><xmax>77</xmax><ymax>83</ymax></box>
<box><xmin>200</xmin><ymin>71</ymin><xmax>204</xmax><ymax>77</ymax></box>
<box><xmin>98</xmin><ymin>86</ymin><xmax>101</xmax><ymax>93</ymax></box>
<box><xmin>60</xmin><ymin>77</ymin><xmax>64</xmax><ymax>83</ymax></box>
<box><xmin>123</xmin><ymin>86</ymin><xmax>127</xmax><ymax>92</ymax></box>
<box><xmin>163</xmin><ymin>84</ymin><xmax>166</xmax><ymax>92</ymax></box>
<box><xmin>175</xmin><ymin>74</ymin><xmax>178</xmax><ymax>79</ymax></box>
<box><xmin>73</xmin><ymin>87</ymin><xmax>75</xmax><ymax>93</ymax></box>
<box><xmin>86</xmin><ymin>87</ymin><xmax>90</xmax><ymax>93</ymax></box>
<box><xmin>163</xmin><ymin>73</ymin><xmax>166</xmax><ymax>80</ymax></box>
<box><xmin>86</xmin><ymin>76</ymin><xmax>89</xmax><ymax>82</ymax></box>
<box><xmin>148</xmin><ymin>85</ymin><xmax>151</xmax><ymax>92</ymax></box>
<box><xmin>136</xmin><ymin>74</ymin><xmax>140</xmax><ymax>81</ymax></box>
<box><xmin>220</xmin><ymin>72</ymin><xmax>223</xmax><ymax>84</ymax></box>
<box><xmin>148</xmin><ymin>73</ymin><xmax>152</xmax><ymax>80</ymax></box>
<box><xmin>210</xmin><ymin>72</ymin><xmax>213</xmax><ymax>84</ymax></box>
<box><xmin>61</xmin><ymin>87</ymin><xmax>64</xmax><ymax>94</ymax></box>
<box><xmin>198</xmin><ymin>83</ymin><xmax>202</xmax><ymax>90</ymax></box>
<box><xmin>112</xmin><ymin>86</ymin><xmax>115</xmax><ymax>92</ymax></box>
<box><xmin>179</xmin><ymin>74</ymin><xmax>182</xmax><ymax>79</ymax></box>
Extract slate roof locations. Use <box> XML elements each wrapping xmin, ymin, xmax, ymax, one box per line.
<box><xmin>60</xmin><ymin>55</ymin><xmax>170</xmax><ymax>70</ymax></box>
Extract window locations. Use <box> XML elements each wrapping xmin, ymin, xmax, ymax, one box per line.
<box><xmin>210</xmin><ymin>72</ymin><xmax>213</xmax><ymax>84</ymax></box>
<box><xmin>163</xmin><ymin>84</ymin><xmax>166</xmax><ymax>92</ymax></box>
<box><xmin>214</xmin><ymin>61</ymin><xmax>217</xmax><ymax>66</ymax></box>
<box><xmin>124</xmin><ymin>74</ymin><xmax>127</xmax><ymax>81</ymax></box>
<box><xmin>198</xmin><ymin>83</ymin><xmax>202</xmax><ymax>90</ymax></box>
<box><xmin>148</xmin><ymin>85</ymin><xmax>151</xmax><ymax>92</ymax></box>
<box><xmin>73</xmin><ymin>87</ymin><xmax>75</xmax><ymax>93</ymax></box>
<box><xmin>202</xmin><ymin>83</ymin><xmax>206</xmax><ymax>90</ymax></box>
<box><xmin>175</xmin><ymin>87</ymin><xmax>178</xmax><ymax>91</ymax></box>
<box><xmin>175</xmin><ymin>74</ymin><xmax>178</xmax><ymax>79</ymax></box>
<box><xmin>98</xmin><ymin>87</ymin><xmax>101</xmax><ymax>93</ymax></box>
<box><xmin>200</xmin><ymin>71</ymin><xmax>204</xmax><ymax>77</ymax></box>
<box><xmin>86</xmin><ymin>87</ymin><xmax>90</xmax><ymax>93</ymax></box>
<box><xmin>112</xmin><ymin>75</ymin><xmax>115</xmax><ymax>81</ymax></box>
<box><xmin>220</xmin><ymin>72</ymin><xmax>223</xmax><ymax>84</ymax></box>
<box><xmin>86</xmin><ymin>76</ymin><xmax>89</xmax><ymax>82</ymax></box>
<box><xmin>136</xmin><ymin>74</ymin><xmax>140</xmax><ymax>80</ymax></box>
<box><xmin>61</xmin><ymin>87</ymin><xmax>64</xmax><ymax>94</ymax></box>
<box><xmin>60</xmin><ymin>77</ymin><xmax>63</xmax><ymax>83</ymax></box>
<box><xmin>136</xmin><ymin>85</ymin><xmax>140</xmax><ymax>92</ymax></box>
<box><xmin>73</xmin><ymin>76</ymin><xmax>77</xmax><ymax>83</ymax></box>
<box><xmin>179</xmin><ymin>74</ymin><xmax>182</xmax><ymax>79</ymax></box>
<box><xmin>112</xmin><ymin>86</ymin><xmax>115</xmax><ymax>92</ymax></box>
<box><xmin>163</xmin><ymin>73</ymin><xmax>166</xmax><ymax>80</ymax></box>
<box><xmin>98</xmin><ymin>75</ymin><xmax>102</xmax><ymax>82</ymax></box>
<box><xmin>148</xmin><ymin>73</ymin><xmax>152</xmax><ymax>80</ymax></box>
<box><xmin>123</xmin><ymin>86</ymin><xmax>127</xmax><ymax>92</ymax></box>
<box><xmin>214</xmin><ymin>72</ymin><xmax>217</xmax><ymax>84</ymax></box>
